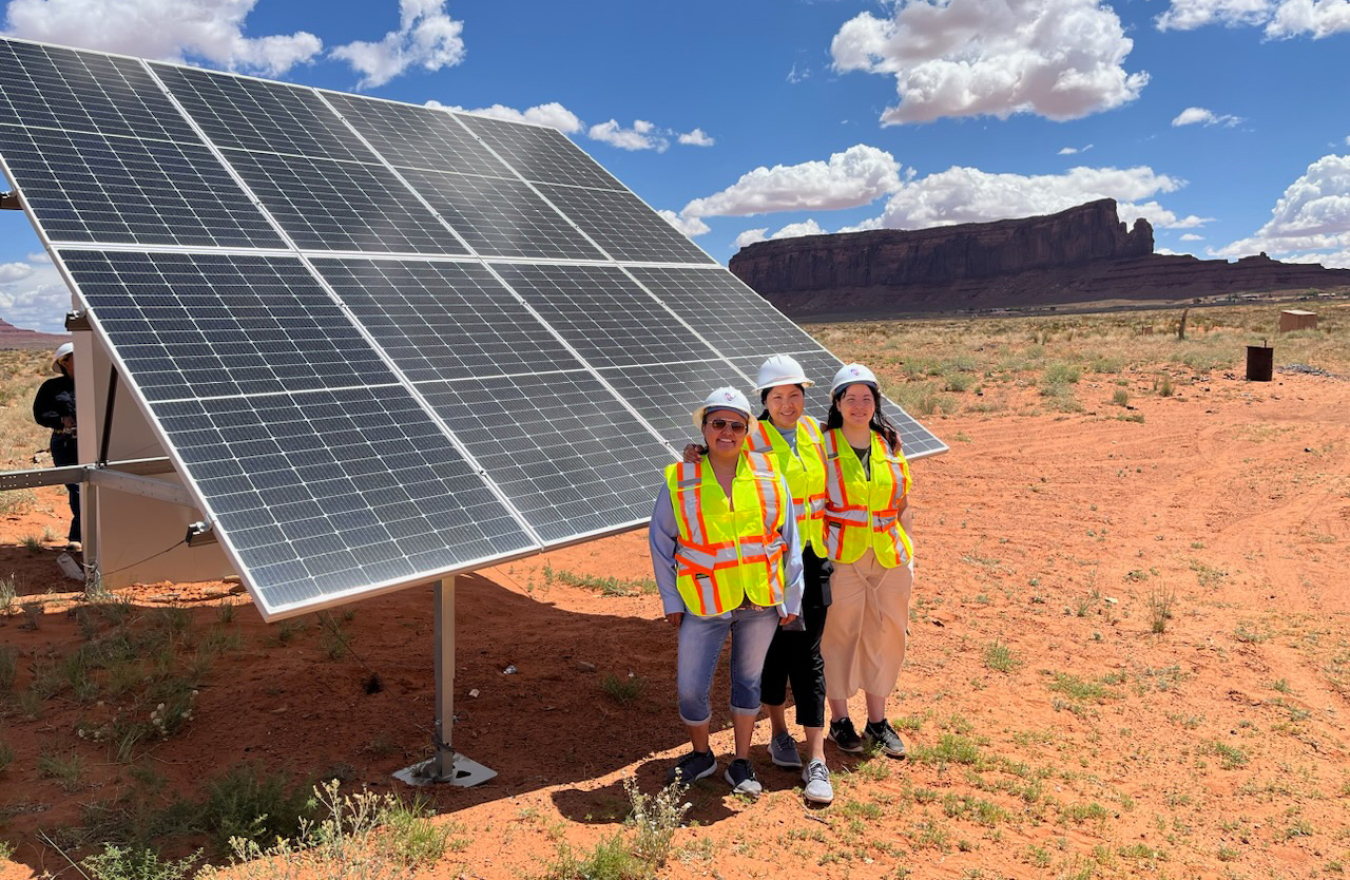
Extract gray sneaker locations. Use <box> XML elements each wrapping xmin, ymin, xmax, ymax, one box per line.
<box><xmin>667</xmin><ymin>749</ymin><xmax>716</xmax><ymax>785</ymax></box>
<box><xmin>802</xmin><ymin>759</ymin><xmax>833</xmax><ymax>805</ymax></box>
<box><xmin>724</xmin><ymin>758</ymin><xmax>762</xmax><ymax>797</ymax></box>
<box><xmin>769</xmin><ymin>731</ymin><xmax>802</xmax><ymax>768</ymax></box>
<box><xmin>864</xmin><ymin>719</ymin><xmax>907</xmax><ymax>758</ymax></box>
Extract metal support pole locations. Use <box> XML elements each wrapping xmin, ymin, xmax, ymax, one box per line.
<box><xmin>394</xmin><ymin>576</ymin><xmax>495</xmax><ymax>787</ymax></box>
<box><xmin>98</xmin><ymin>364</ymin><xmax>119</xmax><ymax>466</ymax></box>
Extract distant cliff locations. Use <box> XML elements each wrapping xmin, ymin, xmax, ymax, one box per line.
<box><xmin>0</xmin><ymin>317</ymin><xmax>66</xmax><ymax>350</ymax></box>
<box><xmin>728</xmin><ymin>199</ymin><xmax>1350</xmax><ymax>317</ymax></box>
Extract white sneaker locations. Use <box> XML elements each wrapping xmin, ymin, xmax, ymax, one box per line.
<box><xmin>802</xmin><ymin>760</ymin><xmax>833</xmax><ymax>805</ymax></box>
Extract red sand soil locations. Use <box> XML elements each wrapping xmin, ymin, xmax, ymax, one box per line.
<box><xmin>2</xmin><ymin>367</ymin><xmax>1349</xmax><ymax>878</ymax></box>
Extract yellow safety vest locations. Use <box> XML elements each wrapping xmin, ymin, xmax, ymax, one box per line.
<box><xmin>745</xmin><ymin>416</ymin><xmax>827</xmax><ymax>555</ymax></box>
<box><xmin>821</xmin><ymin>428</ymin><xmax>913</xmax><ymax>567</ymax></box>
<box><xmin>665</xmin><ymin>450</ymin><xmax>788</xmax><ymax>617</ymax></box>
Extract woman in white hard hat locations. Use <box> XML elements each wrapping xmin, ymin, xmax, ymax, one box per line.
<box><xmin>713</xmin><ymin>355</ymin><xmax>836</xmax><ymax>804</ymax></box>
<box><xmin>650</xmin><ymin>387</ymin><xmax>803</xmax><ymax>797</ymax></box>
<box><xmin>818</xmin><ymin>362</ymin><xmax>914</xmax><ymax>759</ymax></box>
<box><xmin>32</xmin><ymin>342</ymin><xmax>80</xmax><ymax>550</ymax></box>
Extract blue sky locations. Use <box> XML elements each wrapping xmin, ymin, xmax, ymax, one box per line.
<box><xmin>3</xmin><ymin>0</ymin><xmax>1349</xmax><ymax>332</ymax></box>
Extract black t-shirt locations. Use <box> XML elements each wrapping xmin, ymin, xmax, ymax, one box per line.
<box><xmin>851</xmin><ymin>444</ymin><xmax>871</xmax><ymax>479</ymax></box>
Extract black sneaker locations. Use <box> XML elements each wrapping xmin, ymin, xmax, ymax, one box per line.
<box><xmin>828</xmin><ymin>718</ymin><xmax>864</xmax><ymax>754</ymax></box>
<box><xmin>864</xmin><ymin>719</ymin><xmax>907</xmax><ymax>758</ymax></box>
<box><xmin>724</xmin><ymin>758</ymin><xmax>762</xmax><ymax>797</ymax></box>
<box><xmin>667</xmin><ymin>749</ymin><xmax>716</xmax><ymax>785</ymax></box>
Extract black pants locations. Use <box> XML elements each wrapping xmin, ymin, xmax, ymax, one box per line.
<box><xmin>51</xmin><ymin>433</ymin><xmax>80</xmax><ymax>543</ymax></box>
<box><xmin>760</xmin><ymin>548</ymin><xmax>831</xmax><ymax>728</ymax></box>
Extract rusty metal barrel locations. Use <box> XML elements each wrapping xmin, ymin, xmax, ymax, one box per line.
<box><xmin>1246</xmin><ymin>344</ymin><xmax>1274</xmax><ymax>382</ymax></box>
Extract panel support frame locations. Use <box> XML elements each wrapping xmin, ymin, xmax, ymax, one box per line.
<box><xmin>394</xmin><ymin>575</ymin><xmax>496</xmax><ymax>788</ymax></box>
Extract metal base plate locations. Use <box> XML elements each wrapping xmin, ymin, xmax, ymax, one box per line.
<box><xmin>394</xmin><ymin>753</ymin><xmax>496</xmax><ymax>788</ymax></box>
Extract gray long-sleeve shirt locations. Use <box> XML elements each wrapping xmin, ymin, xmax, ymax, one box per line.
<box><xmin>649</xmin><ymin>470</ymin><xmax>804</xmax><ymax>617</ymax></box>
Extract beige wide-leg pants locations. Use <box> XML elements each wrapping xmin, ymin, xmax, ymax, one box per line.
<box><xmin>821</xmin><ymin>548</ymin><xmax>914</xmax><ymax>700</ymax></box>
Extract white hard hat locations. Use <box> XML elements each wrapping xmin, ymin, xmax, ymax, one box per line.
<box><xmin>830</xmin><ymin>362</ymin><xmax>879</xmax><ymax>397</ymax></box>
<box><xmin>755</xmin><ymin>354</ymin><xmax>815</xmax><ymax>391</ymax></box>
<box><xmin>52</xmin><ymin>342</ymin><xmax>74</xmax><ymax>374</ymax></box>
<box><xmin>692</xmin><ymin>386</ymin><xmax>758</xmax><ymax>430</ymax></box>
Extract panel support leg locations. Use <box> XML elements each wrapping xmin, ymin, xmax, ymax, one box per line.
<box><xmin>394</xmin><ymin>576</ymin><xmax>495</xmax><ymax>787</ymax></box>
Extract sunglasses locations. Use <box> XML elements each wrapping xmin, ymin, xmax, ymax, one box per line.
<box><xmin>705</xmin><ymin>418</ymin><xmax>748</xmax><ymax>435</ymax></box>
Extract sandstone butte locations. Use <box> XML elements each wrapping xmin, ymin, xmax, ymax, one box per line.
<box><xmin>728</xmin><ymin>198</ymin><xmax>1350</xmax><ymax>319</ymax></box>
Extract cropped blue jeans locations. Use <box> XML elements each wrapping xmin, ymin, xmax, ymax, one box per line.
<box><xmin>676</xmin><ymin>605</ymin><xmax>780</xmax><ymax>726</ymax></box>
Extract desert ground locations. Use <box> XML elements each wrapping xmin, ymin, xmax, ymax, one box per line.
<box><xmin>2</xmin><ymin>302</ymin><xmax>1349</xmax><ymax>880</ymax></box>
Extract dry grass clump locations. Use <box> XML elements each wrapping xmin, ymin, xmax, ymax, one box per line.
<box><xmin>0</xmin><ymin>349</ymin><xmax>54</xmax><ymax>467</ymax></box>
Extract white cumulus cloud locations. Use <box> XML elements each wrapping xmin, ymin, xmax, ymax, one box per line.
<box><xmin>866</xmin><ymin>164</ymin><xmax>1205</xmax><ymax>230</ymax></box>
<box><xmin>330</xmin><ymin>0</ymin><xmax>465</xmax><ymax>88</ymax></box>
<box><xmin>2</xmin><ymin>0</ymin><xmax>322</xmax><ymax>76</ymax></box>
<box><xmin>1180</xmin><ymin>233</ymin><xmax>1205</xmax><ymax>241</ymax></box>
<box><xmin>734</xmin><ymin>228</ymin><xmax>770</xmax><ymax>248</ymax></box>
<box><xmin>1059</xmin><ymin>144</ymin><xmax>1094</xmax><ymax>155</ymax></box>
<box><xmin>427</xmin><ymin>100</ymin><xmax>583</xmax><ymax>133</ymax></box>
<box><xmin>656</xmin><ymin>209</ymin><xmax>710</xmax><ymax>238</ymax></box>
<box><xmin>681</xmin><ymin>145</ymin><xmax>903</xmax><ymax>221</ymax></box>
<box><xmin>1214</xmin><ymin>152</ymin><xmax>1350</xmax><ymax>267</ymax></box>
<box><xmin>830</xmin><ymin>0</ymin><xmax>1148</xmax><ymax>124</ymax></box>
<box><xmin>0</xmin><ymin>257</ymin><xmax>72</xmax><ymax>332</ymax></box>
<box><xmin>1156</xmin><ymin>0</ymin><xmax>1350</xmax><ymax>38</ymax></box>
<box><xmin>769</xmin><ymin>219</ymin><xmax>828</xmax><ymax>240</ymax></box>
<box><xmin>588</xmin><ymin>119</ymin><xmax>668</xmax><ymax>152</ymax></box>
<box><xmin>678</xmin><ymin>128</ymin><xmax>715</xmax><ymax>147</ymax></box>
<box><xmin>1171</xmin><ymin>106</ymin><xmax>1243</xmax><ymax>127</ymax></box>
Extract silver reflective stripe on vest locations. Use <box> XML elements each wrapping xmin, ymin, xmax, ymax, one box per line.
<box><xmin>676</xmin><ymin>463</ymin><xmax>705</xmax><ymax>546</ymax></box>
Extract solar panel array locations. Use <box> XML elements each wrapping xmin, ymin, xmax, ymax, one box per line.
<box><xmin>0</xmin><ymin>36</ymin><xmax>945</xmax><ymax>619</ymax></box>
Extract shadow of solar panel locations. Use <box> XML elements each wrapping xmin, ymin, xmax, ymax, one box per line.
<box><xmin>729</xmin><ymin>351</ymin><xmax>949</xmax><ymax>459</ymax></box>
<box><xmin>0</xmin><ymin>39</ymin><xmax>197</xmax><ymax>142</ymax></box>
<box><xmin>626</xmin><ymin>265</ymin><xmax>819</xmax><ymax>358</ymax></box>
<box><xmin>224</xmin><ymin>151</ymin><xmax>466</xmax><ymax>254</ymax></box>
<box><xmin>154</xmin><ymin>64</ymin><xmax>375</xmax><ymax>162</ymax></box>
<box><xmin>151</xmin><ymin>386</ymin><xmax>535</xmax><ymax>617</ymax></box>
<box><xmin>536</xmin><ymin>185</ymin><xmax>716</xmax><ymax>264</ymax></box>
<box><xmin>61</xmin><ymin>250</ymin><xmax>399</xmax><ymax>401</ymax></box>
<box><xmin>0</xmin><ymin>126</ymin><xmax>284</xmax><ymax>248</ymax></box>
<box><xmin>596</xmin><ymin>360</ymin><xmax>747</xmax><ymax>448</ymax></box>
<box><xmin>398</xmin><ymin>168</ymin><xmax>605</xmax><ymax>260</ymax></box>
<box><xmin>311</xmin><ymin>257</ymin><xmax>582</xmax><ymax>382</ymax></box>
<box><xmin>455</xmin><ymin>113</ymin><xmax>625</xmax><ymax>191</ymax></box>
<box><xmin>324</xmin><ymin>93</ymin><xmax>512</xmax><ymax>178</ymax></box>
<box><xmin>419</xmin><ymin>371</ymin><xmax>673</xmax><ymax>543</ymax></box>
<box><xmin>491</xmin><ymin>263</ymin><xmax>724</xmax><ymax>368</ymax></box>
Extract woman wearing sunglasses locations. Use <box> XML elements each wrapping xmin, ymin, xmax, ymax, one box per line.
<box><xmin>819</xmin><ymin>363</ymin><xmax>914</xmax><ymax>759</ymax></box>
<box><xmin>718</xmin><ymin>356</ymin><xmax>836</xmax><ymax>804</ymax></box>
<box><xmin>650</xmin><ymin>387</ymin><xmax>803</xmax><ymax>797</ymax></box>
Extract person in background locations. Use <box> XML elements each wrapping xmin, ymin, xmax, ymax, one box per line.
<box><xmin>819</xmin><ymin>363</ymin><xmax>915</xmax><ymax>759</ymax></box>
<box><xmin>33</xmin><ymin>342</ymin><xmax>80</xmax><ymax>551</ymax></box>
<box><xmin>651</xmin><ymin>387</ymin><xmax>803</xmax><ymax>797</ymax></box>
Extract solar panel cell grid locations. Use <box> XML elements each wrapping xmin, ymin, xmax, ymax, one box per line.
<box><xmin>311</xmin><ymin>257</ymin><xmax>582</xmax><ymax>382</ymax></box>
<box><xmin>626</xmin><ymin>266</ymin><xmax>819</xmax><ymax>358</ymax></box>
<box><xmin>0</xmin><ymin>125</ymin><xmax>285</xmax><ymax>248</ymax></box>
<box><xmin>597</xmin><ymin>360</ymin><xmax>745</xmax><ymax>449</ymax></box>
<box><xmin>538</xmin><ymin>184</ymin><xmax>716</xmax><ymax>264</ymax></box>
<box><xmin>61</xmin><ymin>250</ymin><xmax>398</xmax><ymax>401</ymax></box>
<box><xmin>0</xmin><ymin>40</ymin><xmax>197</xmax><ymax>142</ymax></box>
<box><xmin>324</xmin><ymin>94</ymin><xmax>512</xmax><ymax>178</ymax></box>
<box><xmin>154</xmin><ymin>64</ymin><xmax>375</xmax><ymax>163</ymax></box>
<box><xmin>224</xmin><ymin>151</ymin><xmax>467</xmax><ymax>254</ymax></box>
<box><xmin>455</xmin><ymin>113</ymin><xmax>625</xmax><ymax>191</ymax></box>
<box><xmin>152</xmin><ymin>386</ymin><xmax>534</xmax><ymax>614</ymax></box>
<box><xmin>419</xmin><ymin>371</ymin><xmax>672</xmax><ymax>542</ymax></box>
<box><xmin>398</xmin><ymin>168</ymin><xmax>605</xmax><ymax>260</ymax></box>
<box><xmin>491</xmin><ymin>263</ymin><xmax>722</xmax><ymax>368</ymax></box>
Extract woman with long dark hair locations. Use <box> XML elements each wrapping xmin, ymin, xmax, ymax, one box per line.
<box><xmin>818</xmin><ymin>363</ymin><xmax>914</xmax><ymax>758</ymax></box>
